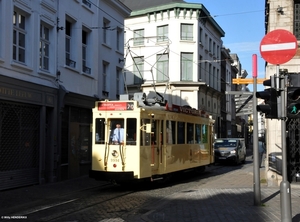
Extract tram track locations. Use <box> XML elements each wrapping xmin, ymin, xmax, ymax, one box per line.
<box><xmin>5</xmin><ymin>163</ymin><xmax>244</xmax><ymax>222</ymax></box>
<box><xmin>14</xmin><ymin>183</ymin><xmax>137</xmax><ymax>222</ymax></box>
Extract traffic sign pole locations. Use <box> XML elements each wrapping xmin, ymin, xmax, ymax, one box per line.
<box><xmin>252</xmin><ymin>54</ymin><xmax>261</xmax><ymax>206</ymax></box>
<box><xmin>278</xmin><ymin>67</ymin><xmax>292</xmax><ymax>222</ymax></box>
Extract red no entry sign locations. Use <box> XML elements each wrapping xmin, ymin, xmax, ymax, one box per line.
<box><xmin>260</xmin><ymin>29</ymin><xmax>298</xmax><ymax>65</ymax></box>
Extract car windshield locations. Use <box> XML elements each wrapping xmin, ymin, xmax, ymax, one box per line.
<box><xmin>214</xmin><ymin>140</ymin><xmax>237</xmax><ymax>148</ymax></box>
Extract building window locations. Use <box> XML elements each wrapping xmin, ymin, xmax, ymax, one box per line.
<box><xmin>209</xmin><ymin>64</ymin><xmax>212</xmax><ymax>86</ymax></box>
<box><xmin>39</xmin><ymin>23</ymin><xmax>50</xmax><ymax>71</ymax></box>
<box><xmin>157</xmin><ymin>54</ymin><xmax>169</xmax><ymax>82</ymax></box>
<box><xmin>102</xmin><ymin>62</ymin><xmax>109</xmax><ymax>92</ymax></box>
<box><xmin>116</xmin><ymin>68</ymin><xmax>121</xmax><ymax>95</ymax></box>
<box><xmin>198</xmin><ymin>55</ymin><xmax>202</xmax><ymax>81</ymax></box>
<box><xmin>103</xmin><ymin>18</ymin><xmax>110</xmax><ymax>45</ymax></box>
<box><xmin>116</xmin><ymin>28</ymin><xmax>122</xmax><ymax>51</ymax></box>
<box><xmin>295</xmin><ymin>1</ymin><xmax>300</xmax><ymax>39</ymax></box>
<box><xmin>133</xmin><ymin>57</ymin><xmax>144</xmax><ymax>84</ymax></box>
<box><xmin>181</xmin><ymin>52</ymin><xmax>193</xmax><ymax>81</ymax></box>
<box><xmin>181</xmin><ymin>24</ymin><xmax>193</xmax><ymax>41</ymax></box>
<box><xmin>13</xmin><ymin>10</ymin><xmax>26</xmax><ymax>63</ymax></box>
<box><xmin>82</xmin><ymin>29</ymin><xmax>91</xmax><ymax>74</ymax></box>
<box><xmin>213</xmin><ymin>67</ymin><xmax>216</xmax><ymax>89</ymax></box>
<box><xmin>213</xmin><ymin>42</ymin><xmax>216</xmax><ymax>55</ymax></box>
<box><xmin>157</xmin><ymin>25</ymin><xmax>168</xmax><ymax>42</ymax></box>
<box><xmin>65</xmin><ymin>19</ymin><xmax>76</xmax><ymax>68</ymax></box>
<box><xmin>199</xmin><ymin>27</ymin><xmax>203</xmax><ymax>44</ymax></box>
<box><xmin>133</xmin><ymin>29</ymin><xmax>144</xmax><ymax>46</ymax></box>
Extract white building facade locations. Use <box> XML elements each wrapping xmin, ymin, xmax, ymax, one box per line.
<box><xmin>0</xmin><ymin>0</ymin><xmax>130</xmax><ymax>190</ymax></box>
<box><xmin>123</xmin><ymin>2</ymin><xmax>224</xmax><ymax>135</ymax></box>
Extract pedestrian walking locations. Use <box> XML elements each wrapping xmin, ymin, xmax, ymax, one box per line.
<box><xmin>258</xmin><ymin>141</ymin><xmax>266</xmax><ymax>168</ymax></box>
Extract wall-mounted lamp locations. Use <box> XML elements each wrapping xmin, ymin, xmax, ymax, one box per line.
<box><xmin>55</xmin><ymin>71</ymin><xmax>61</xmax><ymax>82</ymax></box>
<box><xmin>277</xmin><ymin>6</ymin><xmax>284</xmax><ymax>15</ymax></box>
<box><xmin>57</xmin><ymin>26</ymin><xmax>64</xmax><ymax>32</ymax></box>
<box><xmin>119</xmin><ymin>58</ymin><xmax>124</xmax><ymax>63</ymax></box>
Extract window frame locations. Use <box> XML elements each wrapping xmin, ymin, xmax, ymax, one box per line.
<box><xmin>39</xmin><ymin>22</ymin><xmax>50</xmax><ymax>71</ymax></box>
<box><xmin>180</xmin><ymin>23</ymin><xmax>193</xmax><ymax>41</ymax></box>
<box><xmin>103</xmin><ymin>18</ymin><xmax>110</xmax><ymax>45</ymax></box>
<box><xmin>294</xmin><ymin>1</ymin><xmax>300</xmax><ymax>39</ymax></box>
<box><xmin>157</xmin><ymin>25</ymin><xmax>168</xmax><ymax>42</ymax></box>
<box><xmin>102</xmin><ymin>61</ymin><xmax>109</xmax><ymax>92</ymax></box>
<box><xmin>133</xmin><ymin>56</ymin><xmax>144</xmax><ymax>84</ymax></box>
<box><xmin>82</xmin><ymin>28</ymin><xmax>91</xmax><ymax>74</ymax></box>
<box><xmin>65</xmin><ymin>19</ymin><xmax>76</xmax><ymax>68</ymax></box>
<box><xmin>133</xmin><ymin>29</ymin><xmax>144</xmax><ymax>46</ymax></box>
<box><xmin>13</xmin><ymin>10</ymin><xmax>27</xmax><ymax>63</ymax></box>
<box><xmin>156</xmin><ymin>53</ymin><xmax>169</xmax><ymax>82</ymax></box>
<box><xmin>181</xmin><ymin>52</ymin><xmax>193</xmax><ymax>81</ymax></box>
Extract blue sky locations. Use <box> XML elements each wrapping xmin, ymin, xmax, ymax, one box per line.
<box><xmin>186</xmin><ymin>0</ymin><xmax>265</xmax><ymax>91</ymax></box>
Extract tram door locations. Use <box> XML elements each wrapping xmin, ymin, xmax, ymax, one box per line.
<box><xmin>151</xmin><ymin>120</ymin><xmax>163</xmax><ymax>172</ymax></box>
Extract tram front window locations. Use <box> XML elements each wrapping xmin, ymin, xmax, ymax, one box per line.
<box><xmin>109</xmin><ymin>118</ymin><xmax>137</xmax><ymax>145</ymax></box>
<box><xmin>126</xmin><ymin>118</ymin><xmax>137</xmax><ymax>145</ymax></box>
<box><xmin>111</xmin><ymin>120</ymin><xmax>125</xmax><ymax>144</ymax></box>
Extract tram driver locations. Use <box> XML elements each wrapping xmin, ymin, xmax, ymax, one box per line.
<box><xmin>112</xmin><ymin>123</ymin><xmax>125</xmax><ymax>144</ymax></box>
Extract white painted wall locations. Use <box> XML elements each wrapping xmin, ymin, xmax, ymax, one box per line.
<box><xmin>0</xmin><ymin>0</ymin><xmax>130</xmax><ymax>99</ymax></box>
<box><xmin>124</xmin><ymin>4</ymin><xmax>223</xmax><ymax>116</ymax></box>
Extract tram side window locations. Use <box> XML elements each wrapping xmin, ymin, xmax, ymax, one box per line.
<box><xmin>166</xmin><ymin>120</ymin><xmax>175</xmax><ymax>144</ymax></box>
<box><xmin>177</xmin><ymin>121</ymin><xmax>185</xmax><ymax>144</ymax></box>
<box><xmin>95</xmin><ymin>118</ymin><xmax>105</xmax><ymax>144</ymax></box>
<box><xmin>126</xmin><ymin>118</ymin><xmax>137</xmax><ymax>145</ymax></box>
<box><xmin>141</xmin><ymin>119</ymin><xmax>151</xmax><ymax>146</ymax></box>
<box><xmin>160</xmin><ymin>120</ymin><xmax>164</xmax><ymax>146</ymax></box>
<box><xmin>195</xmin><ymin>124</ymin><xmax>201</xmax><ymax>144</ymax></box>
<box><xmin>202</xmin><ymin>124</ymin><xmax>208</xmax><ymax>143</ymax></box>
<box><xmin>187</xmin><ymin>123</ymin><xmax>194</xmax><ymax>144</ymax></box>
<box><xmin>151</xmin><ymin>120</ymin><xmax>157</xmax><ymax>145</ymax></box>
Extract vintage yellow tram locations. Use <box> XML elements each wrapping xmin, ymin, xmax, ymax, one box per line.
<box><xmin>89</xmin><ymin>94</ymin><xmax>215</xmax><ymax>184</ymax></box>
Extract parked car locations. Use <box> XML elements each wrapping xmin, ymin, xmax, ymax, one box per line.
<box><xmin>214</xmin><ymin>138</ymin><xmax>246</xmax><ymax>165</ymax></box>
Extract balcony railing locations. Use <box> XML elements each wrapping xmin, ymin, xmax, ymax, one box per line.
<box><xmin>82</xmin><ymin>0</ymin><xmax>91</xmax><ymax>8</ymax></box>
<box><xmin>102</xmin><ymin>91</ymin><xmax>109</xmax><ymax>97</ymax></box>
<box><xmin>66</xmin><ymin>58</ymin><xmax>76</xmax><ymax>68</ymax></box>
<box><xmin>83</xmin><ymin>66</ymin><xmax>91</xmax><ymax>74</ymax></box>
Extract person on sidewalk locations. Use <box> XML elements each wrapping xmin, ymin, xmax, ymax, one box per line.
<box><xmin>258</xmin><ymin>141</ymin><xmax>266</xmax><ymax>168</ymax></box>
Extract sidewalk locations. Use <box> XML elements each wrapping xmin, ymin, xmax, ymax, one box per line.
<box><xmin>143</xmin><ymin>158</ymin><xmax>300</xmax><ymax>222</ymax></box>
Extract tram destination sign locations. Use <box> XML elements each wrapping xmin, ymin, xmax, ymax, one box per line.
<box><xmin>171</xmin><ymin>104</ymin><xmax>208</xmax><ymax>117</ymax></box>
<box><xmin>98</xmin><ymin>101</ymin><xmax>134</xmax><ymax>111</ymax></box>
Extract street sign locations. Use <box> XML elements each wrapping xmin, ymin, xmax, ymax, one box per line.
<box><xmin>260</xmin><ymin>29</ymin><xmax>298</xmax><ymax>65</ymax></box>
<box><xmin>232</xmin><ymin>78</ymin><xmax>266</xmax><ymax>84</ymax></box>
